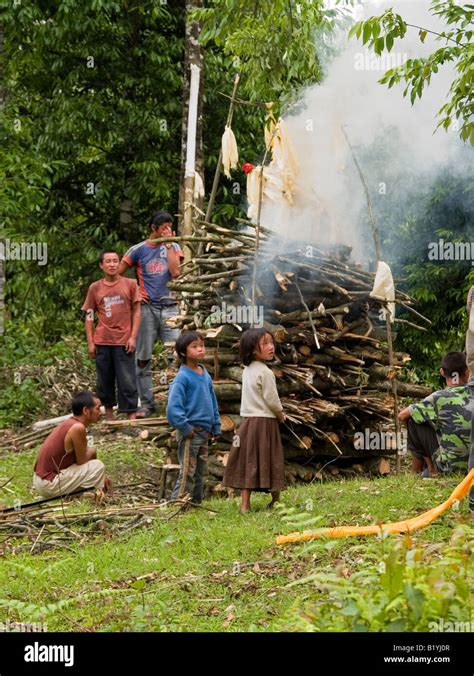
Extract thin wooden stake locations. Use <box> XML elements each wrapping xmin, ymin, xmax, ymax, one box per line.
<box><xmin>294</xmin><ymin>277</ymin><xmax>320</xmax><ymax>349</ymax></box>
<box><xmin>251</xmin><ymin>124</ymin><xmax>278</xmax><ymax>308</ymax></box>
<box><xmin>341</xmin><ymin>126</ymin><xmax>382</xmax><ymax>261</ymax></box>
<box><xmin>342</xmin><ymin>125</ymin><xmax>402</xmax><ymax>474</ymax></box>
<box><xmin>204</xmin><ymin>73</ymin><xmax>241</xmax><ymax>226</ymax></box>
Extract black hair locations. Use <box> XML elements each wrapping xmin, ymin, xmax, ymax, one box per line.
<box><xmin>71</xmin><ymin>391</ymin><xmax>98</xmax><ymax>416</ymax></box>
<box><xmin>149</xmin><ymin>211</ymin><xmax>174</xmax><ymax>230</ymax></box>
<box><xmin>239</xmin><ymin>328</ymin><xmax>272</xmax><ymax>366</ymax></box>
<box><xmin>441</xmin><ymin>351</ymin><xmax>467</xmax><ymax>378</ymax></box>
<box><xmin>175</xmin><ymin>330</ymin><xmax>204</xmax><ymax>364</ymax></box>
<box><xmin>99</xmin><ymin>249</ymin><xmax>119</xmax><ymax>264</ymax></box>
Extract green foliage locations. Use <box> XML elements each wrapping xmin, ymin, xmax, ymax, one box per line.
<box><xmin>0</xmin><ymin>588</ymin><xmax>130</xmax><ymax>623</ymax></box>
<box><xmin>200</xmin><ymin>49</ymin><xmax>265</xmax><ymax>227</ymax></box>
<box><xmin>0</xmin><ymin>0</ymin><xmax>185</xmax><ymax>343</ymax></box>
<box><xmin>0</xmin><ymin>0</ymin><xmax>470</xmax><ymax>394</ymax></box>
<box><xmin>387</xmin><ymin>172</ymin><xmax>473</xmax><ymax>381</ymax></box>
<box><xmin>193</xmin><ymin>0</ymin><xmax>350</xmax><ymax>115</ymax></box>
<box><xmin>0</xmin><ymin>0</ymin><xmax>346</xmax><ymax>344</ymax></box>
<box><xmin>0</xmin><ymin>465</ymin><xmax>470</xmax><ymax>632</ymax></box>
<box><xmin>278</xmin><ymin>525</ymin><xmax>473</xmax><ymax>632</ymax></box>
<box><xmin>0</xmin><ymin>379</ymin><xmax>44</xmax><ymax>428</ymax></box>
<box><xmin>349</xmin><ymin>2</ymin><xmax>474</xmax><ymax>143</ymax></box>
<box><xmin>355</xmin><ymin>128</ymin><xmax>474</xmax><ymax>381</ymax></box>
<box><xmin>0</xmin><ymin>330</ymin><xmax>94</xmax><ymax>427</ymax></box>
<box><xmin>189</xmin><ymin>0</ymin><xmax>352</xmax><ymax>228</ymax></box>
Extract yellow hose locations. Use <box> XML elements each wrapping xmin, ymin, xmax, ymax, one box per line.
<box><xmin>276</xmin><ymin>468</ymin><xmax>474</xmax><ymax>545</ymax></box>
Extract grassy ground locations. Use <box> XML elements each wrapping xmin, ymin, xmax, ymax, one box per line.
<box><xmin>0</xmin><ymin>436</ymin><xmax>472</xmax><ymax>632</ymax></box>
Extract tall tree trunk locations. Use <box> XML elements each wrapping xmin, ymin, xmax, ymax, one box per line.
<box><xmin>119</xmin><ymin>198</ymin><xmax>134</xmax><ymax>232</ymax></box>
<box><xmin>178</xmin><ymin>0</ymin><xmax>204</xmax><ymax>238</ymax></box>
<box><xmin>0</xmin><ymin>23</ymin><xmax>4</xmax><ymax>109</ymax></box>
<box><xmin>0</xmin><ymin>22</ymin><xmax>5</xmax><ymax>336</ymax></box>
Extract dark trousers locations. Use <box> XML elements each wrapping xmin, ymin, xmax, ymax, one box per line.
<box><xmin>95</xmin><ymin>345</ymin><xmax>138</xmax><ymax>413</ymax></box>
<box><xmin>406</xmin><ymin>418</ymin><xmax>439</xmax><ymax>461</ymax></box>
<box><xmin>409</xmin><ymin>416</ymin><xmax>474</xmax><ymax>510</ymax></box>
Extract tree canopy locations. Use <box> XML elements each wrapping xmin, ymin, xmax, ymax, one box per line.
<box><xmin>349</xmin><ymin>0</ymin><xmax>474</xmax><ymax>144</ymax></box>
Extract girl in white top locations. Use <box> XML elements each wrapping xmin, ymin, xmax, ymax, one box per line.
<box><xmin>223</xmin><ymin>328</ymin><xmax>286</xmax><ymax>513</ymax></box>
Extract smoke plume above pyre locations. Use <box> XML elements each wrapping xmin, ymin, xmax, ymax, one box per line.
<box><xmin>257</xmin><ymin>0</ymin><xmax>472</xmax><ymax>264</ymax></box>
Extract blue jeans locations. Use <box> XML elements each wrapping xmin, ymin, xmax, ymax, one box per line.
<box><xmin>171</xmin><ymin>429</ymin><xmax>209</xmax><ymax>503</ymax></box>
<box><xmin>136</xmin><ymin>303</ymin><xmax>179</xmax><ymax>410</ymax></box>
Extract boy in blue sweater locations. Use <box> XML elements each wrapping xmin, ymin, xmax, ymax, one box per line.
<box><xmin>167</xmin><ymin>330</ymin><xmax>221</xmax><ymax>503</ymax></box>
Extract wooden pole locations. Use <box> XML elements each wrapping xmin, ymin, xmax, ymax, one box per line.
<box><xmin>182</xmin><ymin>63</ymin><xmax>202</xmax><ymax>263</ymax></box>
<box><xmin>204</xmin><ymin>73</ymin><xmax>241</xmax><ymax>225</ymax></box>
<box><xmin>195</xmin><ymin>73</ymin><xmax>240</xmax><ymax>273</ymax></box>
<box><xmin>0</xmin><ymin>23</ymin><xmax>5</xmax><ymax>337</ymax></box>
<box><xmin>178</xmin><ymin>0</ymin><xmax>204</xmax><ymax>236</ymax></box>
<box><xmin>342</xmin><ymin>125</ymin><xmax>402</xmax><ymax>474</ymax></box>
<box><xmin>251</xmin><ymin>125</ymin><xmax>278</xmax><ymax>309</ymax></box>
<box><xmin>341</xmin><ymin>127</ymin><xmax>382</xmax><ymax>261</ymax></box>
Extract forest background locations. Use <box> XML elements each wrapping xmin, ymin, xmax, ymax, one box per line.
<box><xmin>0</xmin><ymin>0</ymin><xmax>472</xmax><ymax>427</ymax></box>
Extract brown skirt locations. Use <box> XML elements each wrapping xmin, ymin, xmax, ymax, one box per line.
<box><xmin>223</xmin><ymin>417</ymin><xmax>286</xmax><ymax>491</ymax></box>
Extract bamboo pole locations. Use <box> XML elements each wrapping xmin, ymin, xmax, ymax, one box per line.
<box><xmin>341</xmin><ymin>127</ymin><xmax>382</xmax><ymax>261</ymax></box>
<box><xmin>342</xmin><ymin>125</ymin><xmax>402</xmax><ymax>474</ymax></box>
<box><xmin>293</xmin><ymin>277</ymin><xmax>320</xmax><ymax>350</ymax></box>
<box><xmin>183</xmin><ymin>63</ymin><xmax>202</xmax><ymax>263</ymax></box>
<box><xmin>251</xmin><ymin>124</ymin><xmax>278</xmax><ymax>309</ymax></box>
<box><xmin>195</xmin><ymin>73</ymin><xmax>241</xmax><ymax>274</ymax></box>
<box><xmin>204</xmin><ymin>73</ymin><xmax>241</xmax><ymax>226</ymax></box>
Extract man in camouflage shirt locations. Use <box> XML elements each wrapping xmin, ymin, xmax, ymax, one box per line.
<box><xmin>469</xmin><ymin>378</ymin><xmax>474</xmax><ymax>515</ymax></box>
<box><xmin>399</xmin><ymin>352</ymin><xmax>472</xmax><ymax>477</ymax></box>
<box><xmin>467</xmin><ymin>286</ymin><xmax>474</xmax><ymax>513</ymax></box>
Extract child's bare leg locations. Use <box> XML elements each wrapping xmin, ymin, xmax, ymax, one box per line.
<box><xmin>241</xmin><ymin>489</ymin><xmax>251</xmax><ymax>513</ymax></box>
<box><xmin>104</xmin><ymin>407</ymin><xmax>115</xmax><ymax>421</ymax></box>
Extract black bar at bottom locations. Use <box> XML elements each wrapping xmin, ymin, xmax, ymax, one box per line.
<box><xmin>0</xmin><ymin>631</ymin><xmax>471</xmax><ymax>675</ymax></box>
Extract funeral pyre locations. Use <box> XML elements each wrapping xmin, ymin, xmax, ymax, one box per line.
<box><xmin>146</xmin><ymin>220</ymin><xmax>431</xmax><ymax>496</ymax></box>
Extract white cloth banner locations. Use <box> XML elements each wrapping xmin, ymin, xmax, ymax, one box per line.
<box><xmin>370</xmin><ymin>261</ymin><xmax>395</xmax><ymax>322</ymax></box>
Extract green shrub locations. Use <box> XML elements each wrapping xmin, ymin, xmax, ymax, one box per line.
<box><xmin>277</xmin><ymin>525</ymin><xmax>473</xmax><ymax>632</ymax></box>
<box><xmin>0</xmin><ymin>328</ymin><xmax>94</xmax><ymax>428</ymax></box>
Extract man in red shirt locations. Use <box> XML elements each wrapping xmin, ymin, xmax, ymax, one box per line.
<box><xmin>83</xmin><ymin>250</ymin><xmax>141</xmax><ymax>421</ymax></box>
<box><xmin>33</xmin><ymin>391</ymin><xmax>110</xmax><ymax>497</ymax></box>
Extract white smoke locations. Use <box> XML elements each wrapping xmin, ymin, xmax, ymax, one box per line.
<box><xmin>258</xmin><ymin>0</ymin><xmax>471</xmax><ymax>262</ymax></box>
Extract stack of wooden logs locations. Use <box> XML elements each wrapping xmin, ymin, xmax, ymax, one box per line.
<box><xmin>153</xmin><ymin>220</ymin><xmax>431</xmax><ymax>496</ymax></box>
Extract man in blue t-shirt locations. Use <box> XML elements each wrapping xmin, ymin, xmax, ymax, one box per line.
<box><xmin>119</xmin><ymin>211</ymin><xmax>184</xmax><ymax>417</ymax></box>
